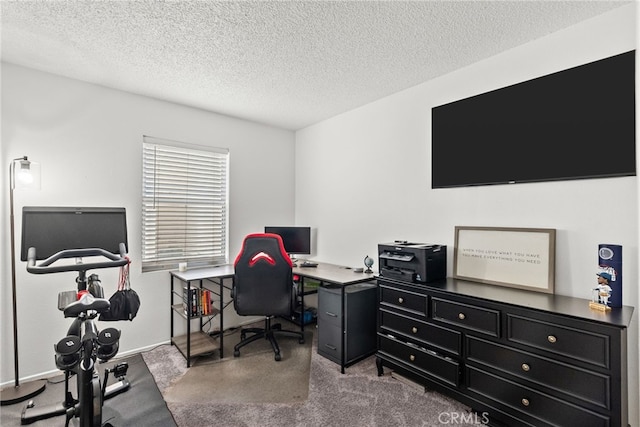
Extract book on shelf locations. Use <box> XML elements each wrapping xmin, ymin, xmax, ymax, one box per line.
<box><xmin>182</xmin><ymin>286</ymin><xmax>196</xmax><ymax>317</ymax></box>
<box><xmin>182</xmin><ymin>286</ymin><xmax>214</xmax><ymax>317</ymax></box>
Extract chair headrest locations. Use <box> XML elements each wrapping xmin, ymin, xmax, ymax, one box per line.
<box><xmin>234</xmin><ymin>233</ymin><xmax>292</xmax><ymax>268</ymax></box>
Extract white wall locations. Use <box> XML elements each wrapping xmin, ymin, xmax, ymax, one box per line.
<box><xmin>0</xmin><ymin>64</ymin><xmax>296</xmax><ymax>384</ymax></box>
<box><xmin>295</xmin><ymin>3</ymin><xmax>639</xmax><ymax>425</ymax></box>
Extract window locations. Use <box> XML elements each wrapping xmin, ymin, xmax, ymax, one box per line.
<box><xmin>142</xmin><ymin>136</ymin><xmax>229</xmax><ymax>272</ymax></box>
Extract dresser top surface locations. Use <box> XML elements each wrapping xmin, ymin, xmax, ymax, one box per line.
<box><xmin>380</xmin><ymin>276</ymin><xmax>635</xmax><ymax>328</ymax></box>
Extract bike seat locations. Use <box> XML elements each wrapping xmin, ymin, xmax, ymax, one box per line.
<box><xmin>63</xmin><ymin>293</ymin><xmax>110</xmax><ymax>318</ymax></box>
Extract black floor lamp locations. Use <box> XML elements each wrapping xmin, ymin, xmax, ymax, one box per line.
<box><xmin>0</xmin><ymin>156</ymin><xmax>46</xmax><ymax>405</ymax></box>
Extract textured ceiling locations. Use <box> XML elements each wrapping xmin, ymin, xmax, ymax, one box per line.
<box><xmin>1</xmin><ymin>1</ymin><xmax>630</xmax><ymax>130</ymax></box>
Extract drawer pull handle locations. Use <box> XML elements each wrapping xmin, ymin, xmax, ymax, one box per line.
<box><xmin>547</xmin><ymin>335</ymin><xmax>557</xmax><ymax>343</ymax></box>
<box><xmin>521</xmin><ymin>398</ymin><xmax>530</xmax><ymax>407</ymax></box>
<box><xmin>398</xmin><ymin>297</ymin><xmax>404</xmax><ymax>304</ymax></box>
<box><xmin>521</xmin><ymin>363</ymin><xmax>530</xmax><ymax>372</ymax></box>
<box><xmin>411</xmin><ymin>327</ymin><xmax>418</xmax><ymax>334</ymax></box>
<box><xmin>325</xmin><ymin>311</ymin><xmax>338</xmax><ymax>317</ymax></box>
<box><xmin>324</xmin><ymin>344</ymin><xmax>337</xmax><ymax>351</ymax></box>
<box><xmin>458</xmin><ymin>313</ymin><xmax>466</xmax><ymax>320</ymax></box>
<box><xmin>409</xmin><ymin>354</ymin><xmax>415</xmax><ymax>362</ymax></box>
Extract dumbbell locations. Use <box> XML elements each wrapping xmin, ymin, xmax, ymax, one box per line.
<box><xmin>54</xmin><ymin>335</ymin><xmax>82</xmax><ymax>370</ymax></box>
<box><xmin>96</xmin><ymin>328</ymin><xmax>120</xmax><ymax>362</ymax></box>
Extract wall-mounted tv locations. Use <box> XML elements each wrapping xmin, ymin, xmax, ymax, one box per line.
<box><xmin>264</xmin><ymin>226</ymin><xmax>311</xmax><ymax>255</ymax></box>
<box><xmin>431</xmin><ymin>50</ymin><xmax>636</xmax><ymax>188</ymax></box>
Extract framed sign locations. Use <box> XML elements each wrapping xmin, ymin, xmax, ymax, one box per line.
<box><xmin>454</xmin><ymin>226</ymin><xmax>556</xmax><ymax>294</ymax></box>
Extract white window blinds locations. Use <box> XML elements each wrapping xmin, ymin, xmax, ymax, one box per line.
<box><xmin>142</xmin><ymin>136</ymin><xmax>229</xmax><ymax>272</ymax></box>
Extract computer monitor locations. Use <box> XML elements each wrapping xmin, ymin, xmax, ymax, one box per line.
<box><xmin>264</xmin><ymin>226</ymin><xmax>311</xmax><ymax>255</ymax></box>
<box><xmin>21</xmin><ymin>206</ymin><xmax>128</xmax><ymax>261</ymax></box>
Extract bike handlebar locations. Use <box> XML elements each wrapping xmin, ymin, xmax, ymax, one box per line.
<box><xmin>27</xmin><ymin>243</ymin><xmax>128</xmax><ymax>274</ymax></box>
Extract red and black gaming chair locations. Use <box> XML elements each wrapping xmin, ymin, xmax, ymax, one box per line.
<box><xmin>232</xmin><ymin>233</ymin><xmax>305</xmax><ymax>361</ymax></box>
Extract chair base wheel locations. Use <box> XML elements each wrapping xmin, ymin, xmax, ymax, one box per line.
<box><xmin>233</xmin><ymin>318</ymin><xmax>305</xmax><ymax>362</ymax></box>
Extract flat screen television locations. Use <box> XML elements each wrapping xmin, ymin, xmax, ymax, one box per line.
<box><xmin>264</xmin><ymin>226</ymin><xmax>311</xmax><ymax>255</ymax></box>
<box><xmin>431</xmin><ymin>50</ymin><xmax>636</xmax><ymax>188</ymax></box>
<box><xmin>21</xmin><ymin>206</ymin><xmax>128</xmax><ymax>261</ymax></box>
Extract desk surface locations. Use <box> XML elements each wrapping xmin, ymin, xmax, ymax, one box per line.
<box><xmin>170</xmin><ymin>264</ymin><xmax>235</xmax><ymax>282</ymax></box>
<box><xmin>170</xmin><ymin>261</ymin><xmax>375</xmax><ymax>285</ymax></box>
<box><xmin>293</xmin><ymin>262</ymin><xmax>375</xmax><ymax>285</ymax></box>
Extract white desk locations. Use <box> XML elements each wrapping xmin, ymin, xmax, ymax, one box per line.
<box><xmin>170</xmin><ymin>262</ymin><xmax>376</xmax><ymax>370</ymax></box>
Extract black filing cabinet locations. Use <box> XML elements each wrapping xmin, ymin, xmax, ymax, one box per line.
<box><xmin>318</xmin><ymin>282</ymin><xmax>377</xmax><ymax>367</ymax></box>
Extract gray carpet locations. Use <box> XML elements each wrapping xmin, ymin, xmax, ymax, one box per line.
<box><xmin>144</xmin><ymin>327</ymin><xmax>476</xmax><ymax>426</ymax></box>
<box><xmin>163</xmin><ymin>330</ymin><xmax>312</xmax><ymax>404</ymax></box>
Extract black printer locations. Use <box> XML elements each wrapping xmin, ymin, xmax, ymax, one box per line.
<box><xmin>378</xmin><ymin>241</ymin><xmax>446</xmax><ymax>284</ymax></box>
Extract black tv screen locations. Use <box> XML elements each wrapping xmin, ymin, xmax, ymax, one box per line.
<box><xmin>264</xmin><ymin>226</ymin><xmax>311</xmax><ymax>255</ymax></box>
<box><xmin>432</xmin><ymin>50</ymin><xmax>636</xmax><ymax>188</ymax></box>
<box><xmin>21</xmin><ymin>206</ymin><xmax>128</xmax><ymax>261</ymax></box>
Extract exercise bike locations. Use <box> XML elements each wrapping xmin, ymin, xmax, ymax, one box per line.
<box><xmin>22</xmin><ymin>244</ymin><xmax>131</xmax><ymax>427</ymax></box>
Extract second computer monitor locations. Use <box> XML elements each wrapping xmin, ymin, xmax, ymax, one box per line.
<box><xmin>264</xmin><ymin>226</ymin><xmax>311</xmax><ymax>255</ymax></box>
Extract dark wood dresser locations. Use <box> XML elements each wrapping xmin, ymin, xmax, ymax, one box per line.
<box><xmin>376</xmin><ymin>276</ymin><xmax>634</xmax><ymax>427</ymax></box>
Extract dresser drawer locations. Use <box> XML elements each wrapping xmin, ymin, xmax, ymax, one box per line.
<box><xmin>380</xmin><ymin>309</ymin><xmax>461</xmax><ymax>356</ymax></box>
<box><xmin>507</xmin><ymin>314</ymin><xmax>610</xmax><ymax>369</ymax></box>
<box><xmin>466</xmin><ymin>336</ymin><xmax>610</xmax><ymax>409</ymax></box>
<box><xmin>432</xmin><ymin>297</ymin><xmax>500</xmax><ymax>337</ymax></box>
<box><xmin>379</xmin><ymin>284</ymin><xmax>428</xmax><ymax>318</ymax></box>
<box><xmin>467</xmin><ymin>367</ymin><xmax>610</xmax><ymax>427</ymax></box>
<box><xmin>378</xmin><ymin>335</ymin><xmax>460</xmax><ymax>387</ymax></box>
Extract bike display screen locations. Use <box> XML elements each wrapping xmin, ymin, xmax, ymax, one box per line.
<box><xmin>21</xmin><ymin>206</ymin><xmax>128</xmax><ymax>261</ymax></box>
